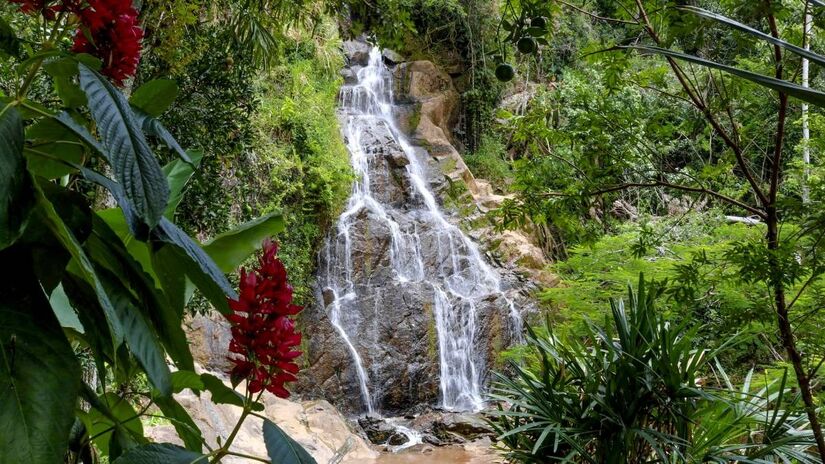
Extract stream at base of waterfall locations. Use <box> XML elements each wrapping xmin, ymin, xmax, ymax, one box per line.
<box><xmin>318</xmin><ymin>44</ymin><xmax>523</xmax><ymax>424</ymax></box>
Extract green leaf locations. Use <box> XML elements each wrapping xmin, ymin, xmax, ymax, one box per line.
<box><xmin>50</xmin><ymin>283</ymin><xmax>85</xmax><ymax>333</ymax></box>
<box><xmin>16</xmin><ymin>50</ymin><xmax>63</xmax><ymax>73</ymax></box>
<box><xmin>679</xmin><ymin>6</ymin><xmax>825</xmax><ymax>68</ymax></box>
<box><xmin>153</xmin><ymin>396</ymin><xmax>204</xmax><ymax>452</ymax></box>
<box><xmin>150</xmin><ymin>244</ymin><xmax>190</xmax><ymax>316</ymax></box>
<box><xmin>53</xmin><ymin>111</ymin><xmax>106</xmax><ymax>155</ymax></box>
<box><xmin>0</xmin><ymin>107</ymin><xmax>33</xmax><ymax>250</ymax></box>
<box><xmin>79</xmin><ymin>64</ymin><xmax>170</xmax><ymax>229</ymax></box>
<box><xmin>55</xmin><ymin>76</ymin><xmax>87</xmax><ymax>108</ymax></box>
<box><xmin>112</xmin><ymin>443</ymin><xmax>207</xmax><ymax>464</ymax></box>
<box><xmin>42</xmin><ymin>58</ymin><xmax>87</xmax><ymax>108</ymax></box>
<box><xmin>81</xmin><ymin>392</ymin><xmax>145</xmax><ymax>458</ymax></box>
<box><xmin>625</xmin><ymin>46</ymin><xmax>825</xmax><ymax>107</ymax></box>
<box><xmin>25</xmin><ymin>117</ymin><xmax>85</xmax><ymax>179</ymax></box>
<box><xmin>171</xmin><ymin>370</ymin><xmax>204</xmax><ymax>393</ymax></box>
<box><xmin>204</xmin><ymin>212</ymin><xmax>285</xmax><ymax>273</ymax></box>
<box><xmin>43</xmin><ymin>57</ymin><xmax>81</xmax><ymax>78</ymax></box>
<box><xmin>263</xmin><ymin>419</ymin><xmax>317</xmax><ymax>464</ymax></box>
<box><xmin>200</xmin><ymin>373</ymin><xmax>245</xmax><ymax>407</ymax></box>
<box><xmin>83</xmin><ymin>170</ymin><xmax>146</xmax><ymax>239</ymax></box>
<box><xmin>200</xmin><ymin>373</ymin><xmax>264</xmax><ymax>411</ymax></box>
<box><xmin>163</xmin><ymin>150</ymin><xmax>203</xmax><ymax>219</ymax></box>
<box><xmin>0</xmin><ymin>17</ymin><xmax>21</xmax><ymax>59</ymax></box>
<box><xmin>0</xmin><ymin>248</ymin><xmax>82</xmax><ymax>464</ymax></box>
<box><xmin>133</xmin><ymin>108</ymin><xmax>192</xmax><ymax>165</ymax></box>
<box><xmin>153</xmin><ymin>219</ymin><xmax>236</xmax><ymax>313</ymax></box>
<box><xmin>34</xmin><ymin>181</ymin><xmax>123</xmax><ymax>345</ymax></box>
<box><xmin>96</xmin><ymin>268</ymin><xmax>172</xmax><ymax>397</ymax></box>
<box><xmin>130</xmin><ymin>80</ymin><xmax>179</xmax><ymax>117</ymax></box>
<box><xmin>87</xmin><ymin>214</ymin><xmax>193</xmax><ymax>372</ymax></box>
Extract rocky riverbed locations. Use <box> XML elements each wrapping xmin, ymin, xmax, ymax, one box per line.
<box><xmin>145</xmin><ymin>373</ymin><xmax>504</xmax><ymax>463</ymax></box>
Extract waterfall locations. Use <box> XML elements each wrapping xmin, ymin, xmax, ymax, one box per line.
<box><xmin>320</xmin><ymin>47</ymin><xmax>521</xmax><ymax>414</ymax></box>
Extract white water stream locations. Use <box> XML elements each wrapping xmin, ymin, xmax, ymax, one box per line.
<box><xmin>320</xmin><ymin>48</ymin><xmax>521</xmax><ymax>414</ymax></box>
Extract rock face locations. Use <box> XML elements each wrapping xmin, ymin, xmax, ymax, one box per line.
<box><xmin>296</xmin><ymin>42</ymin><xmax>531</xmax><ymax>416</ymax></box>
<box><xmin>146</xmin><ymin>374</ymin><xmax>378</xmax><ymax>464</ymax></box>
<box><xmin>391</xmin><ymin>59</ymin><xmax>480</xmax><ymax>198</ymax></box>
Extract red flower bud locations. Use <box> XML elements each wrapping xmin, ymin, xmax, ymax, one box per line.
<box><xmin>225</xmin><ymin>240</ymin><xmax>304</xmax><ymax>399</ymax></box>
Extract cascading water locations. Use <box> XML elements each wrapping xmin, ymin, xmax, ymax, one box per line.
<box><xmin>319</xmin><ymin>47</ymin><xmax>521</xmax><ymax>414</ymax></box>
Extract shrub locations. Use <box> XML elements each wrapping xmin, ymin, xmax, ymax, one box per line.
<box><xmin>490</xmin><ymin>275</ymin><xmax>820</xmax><ymax>463</ymax></box>
<box><xmin>464</xmin><ymin>134</ymin><xmax>512</xmax><ymax>190</ymax></box>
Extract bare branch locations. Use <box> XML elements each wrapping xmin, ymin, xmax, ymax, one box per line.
<box><xmin>543</xmin><ymin>180</ymin><xmax>766</xmax><ymax>218</ymax></box>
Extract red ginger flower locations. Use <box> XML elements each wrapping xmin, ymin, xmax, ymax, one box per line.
<box><xmin>71</xmin><ymin>0</ymin><xmax>143</xmax><ymax>86</ymax></box>
<box><xmin>226</xmin><ymin>239</ymin><xmax>304</xmax><ymax>398</ymax></box>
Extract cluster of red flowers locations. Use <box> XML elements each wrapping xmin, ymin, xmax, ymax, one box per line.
<box><xmin>226</xmin><ymin>240</ymin><xmax>304</xmax><ymax>398</ymax></box>
<box><xmin>7</xmin><ymin>0</ymin><xmax>142</xmax><ymax>86</ymax></box>
<box><xmin>71</xmin><ymin>0</ymin><xmax>143</xmax><ymax>85</ymax></box>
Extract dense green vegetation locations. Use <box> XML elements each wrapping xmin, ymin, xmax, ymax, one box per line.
<box><xmin>493</xmin><ymin>277</ymin><xmax>819</xmax><ymax>463</ymax></box>
<box><xmin>6</xmin><ymin>0</ymin><xmax>825</xmax><ymax>462</ymax></box>
<box><xmin>0</xmin><ymin>1</ymin><xmax>348</xmax><ymax>462</ymax></box>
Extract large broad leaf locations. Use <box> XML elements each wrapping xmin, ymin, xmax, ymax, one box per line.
<box><xmin>96</xmin><ymin>268</ymin><xmax>172</xmax><ymax>397</ymax></box>
<box><xmin>0</xmin><ymin>248</ymin><xmax>81</xmax><ymax>464</ymax></box>
<box><xmin>25</xmin><ymin>117</ymin><xmax>85</xmax><ymax>179</ymax></box>
<box><xmin>54</xmin><ymin>111</ymin><xmax>107</xmax><ymax>155</ymax></box>
<box><xmin>0</xmin><ymin>17</ymin><xmax>21</xmax><ymax>58</ymax></box>
<box><xmin>163</xmin><ymin>150</ymin><xmax>204</xmax><ymax>219</ymax></box>
<box><xmin>129</xmin><ymin>80</ymin><xmax>179</xmax><ymax>117</ymax></box>
<box><xmin>113</xmin><ymin>443</ymin><xmax>206</xmax><ymax>464</ymax></box>
<box><xmin>153</xmin><ymin>219</ymin><xmax>236</xmax><ymax>313</ymax></box>
<box><xmin>43</xmin><ymin>57</ymin><xmax>87</xmax><ymax>108</ymax></box>
<box><xmin>626</xmin><ymin>45</ymin><xmax>825</xmax><ymax>107</ymax></box>
<box><xmin>79</xmin><ymin>64</ymin><xmax>169</xmax><ymax>229</ymax></box>
<box><xmin>88</xmin><ymin>214</ymin><xmax>193</xmax><ymax>372</ymax></box>
<box><xmin>81</xmin><ymin>392</ymin><xmax>145</xmax><ymax>459</ymax></box>
<box><xmin>85</xmin><ymin>170</ymin><xmax>148</xmax><ymax>240</ymax></box>
<box><xmin>204</xmin><ymin>212</ymin><xmax>286</xmax><ymax>273</ymax></box>
<box><xmin>263</xmin><ymin>419</ymin><xmax>317</xmax><ymax>464</ymax></box>
<box><xmin>0</xmin><ymin>107</ymin><xmax>33</xmax><ymax>250</ymax></box>
<box><xmin>171</xmin><ymin>370</ymin><xmax>204</xmax><ymax>393</ymax></box>
<box><xmin>200</xmin><ymin>373</ymin><xmax>265</xmax><ymax>412</ymax></box>
<box><xmin>200</xmin><ymin>373</ymin><xmax>245</xmax><ymax>407</ymax></box>
<box><xmin>21</xmin><ymin>182</ymin><xmax>91</xmax><ymax>294</ymax></box>
<box><xmin>133</xmin><ymin>108</ymin><xmax>192</xmax><ymax>165</ymax></box>
<box><xmin>150</xmin><ymin>244</ymin><xmax>190</xmax><ymax>316</ymax></box>
<box><xmin>34</xmin><ymin>181</ymin><xmax>123</xmax><ymax>345</ymax></box>
<box><xmin>679</xmin><ymin>6</ymin><xmax>825</xmax><ymax>68</ymax></box>
<box><xmin>50</xmin><ymin>283</ymin><xmax>85</xmax><ymax>333</ymax></box>
<box><xmin>153</xmin><ymin>397</ymin><xmax>204</xmax><ymax>452</ymax></box>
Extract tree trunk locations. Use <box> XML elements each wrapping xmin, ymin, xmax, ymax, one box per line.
<box><xmin>766</xmin><ymin>207</ymin><xmax>825</xmax><ymax>459</ymax></box>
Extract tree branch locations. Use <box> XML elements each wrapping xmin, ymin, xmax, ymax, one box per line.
<box><xmin>544</xmin><ymin>180</ymin><xmax>766</xmax><ymax>218</ymax></box>
<box><xmin>632</xmin><ymin>0</ymin><xmax>770</xmax><ymax>207</ymax></box>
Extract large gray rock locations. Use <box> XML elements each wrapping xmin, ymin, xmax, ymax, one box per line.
<box><xmin>146</xmin><ymin>374</ymin><xmax>378</xmax><ymax>463</ymax></box>
<box><xmin>343</xmin><ymin>40</ymin><xmax>372</xmax><ymax>66</ymax></box>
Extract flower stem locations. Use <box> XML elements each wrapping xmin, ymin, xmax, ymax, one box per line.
<box><xmin>209</xmin><ymin>384</ymin><xmax>255</xmax><ymax>463</ymax></box>
<box><xmin>17</xmin><ymin>11</ymin><xmax>67</xmax><ymax>99</ymax></box>
<box><xmin>225</xmin><ymin>451</ymin><xmax>270</xmax><ymax>463</ymax></box>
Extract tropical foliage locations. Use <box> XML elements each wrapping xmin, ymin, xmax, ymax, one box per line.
<box><xmin>486</xmin><ymin>0</ymin><xmax>825</xmax><ymax>458</ymax></box>
<box><xmin>0</xmin><ymin>1</ymin><xmax>316</xmax><ymax>462</ymax></box>
<box><xmin>492</xmin><ymin>276</ymin><xmax>821</xmax><ymax>463</ymax></box>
